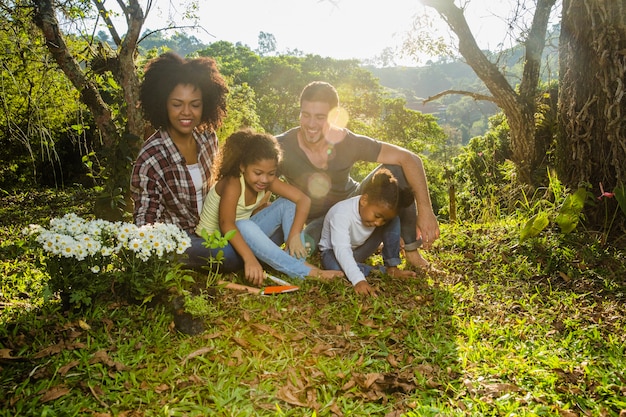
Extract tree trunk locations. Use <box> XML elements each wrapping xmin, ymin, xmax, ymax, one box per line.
<box><xmin>421</xmin><ymin>0</ymin><xmax>557</xmax><ymax>185</ymax></box>
<box><xmin>32</xmin><ymin>0</ymin><xmax>148</xmax><ymax>219</ymax></box>
<box><xmin>31</xmin><ymin>0</ymin><xmax>120</xmax><ymax>148</ymax></box>
<box><xmin>558</xmin><ymin>0</ymin><xmax>626</xmax><ymax>199</ymax></box>
<box><xmin>114</xmin><ymin>0</ymin><xmax>146</xmax><ymax>142</ymax></box>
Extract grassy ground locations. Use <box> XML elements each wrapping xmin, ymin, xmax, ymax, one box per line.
<box><xmin>1</xmin><ymin>188</ymin><xmax>626</xmax><ymax>416</ymax></box>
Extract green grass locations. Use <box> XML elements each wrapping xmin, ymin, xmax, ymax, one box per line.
<box><xmin>1</xmin><ymin>188</ymin><xmax>626</xmax><ymax>416</ymax></box>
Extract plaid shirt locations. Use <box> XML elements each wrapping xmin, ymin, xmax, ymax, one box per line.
<box><xmin>130</xmin><ymin>129</ymin><xmax>218</xmax><ymax>233</ymax></box>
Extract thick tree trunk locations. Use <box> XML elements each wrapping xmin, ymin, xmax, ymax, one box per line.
<box><xmin>558</xmin><ymin>0</ymin><xmax>626</xmax><ymax>196</ymax></box>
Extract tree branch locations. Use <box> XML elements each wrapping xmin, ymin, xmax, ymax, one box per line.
<box><xmin>32</xmin><ymin>0</ymin><xmax>118</xmax><ymax>147</ymax></box>
<box><xmin>92</xmin><ymin>0</ymin><xmax>122</xmax><ymax>46</ymax></box>
<box><xmin>424</xmin><ymin>89</ymin><xmax>496</xmax><ymax>104</ymax></box>
<box><xmin>519</xmin><ymin>0</ymin><xmax>556</xmax><ymax>102</ymax></box>
<box><xmin>420</xmin><ymin>0</ymin><xmax>518</xmax><ymax>110</ymax></box>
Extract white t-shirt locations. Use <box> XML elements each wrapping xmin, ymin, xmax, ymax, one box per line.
<box><xmin>187</xmin><ymin>163</ymin><xmax>204</xmax><ymax>214</ymax></box>
<box><xmin>319</xmin><ymin>196</ymin><xmax>374</xmax><ymax>286</ymax></box>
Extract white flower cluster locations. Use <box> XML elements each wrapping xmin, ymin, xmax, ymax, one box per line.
<box><xmin>28</xmin><ymin>213</ymin><xmax>191</xmax><ymax>263</ymax></box>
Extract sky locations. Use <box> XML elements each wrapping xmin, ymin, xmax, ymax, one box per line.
<box><xmin>142</xmin><ymin>0</ymin><xmax>522</xmax><ymax>66</ymax></box>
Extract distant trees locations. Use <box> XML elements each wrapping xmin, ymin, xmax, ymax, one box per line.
<box><xmin>1</xmin><ymin>6</ymin><xmax>447</xmax><ymax>211</ymax></box>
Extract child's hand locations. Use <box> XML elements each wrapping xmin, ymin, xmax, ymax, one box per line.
<box><xmin>354</xmin><ymin>281</ymin><xmax>377</xmax><ymax>297</ymax></box>
<box><xmin>286</xmin><ymin>235</ymin><xmax>308</xmax><ymax>259</ymax></box>
<box><xmin>244</xmin><ymin>259</ymin><xmax>265</xmax><ymax>286</ymax></box>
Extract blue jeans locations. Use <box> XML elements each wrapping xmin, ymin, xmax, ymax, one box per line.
<box><xmin>320</xmin><ymin>216</ymin><xmax>402</xmax><ymax>276</ymax></box>
<box><xmin>237</xmin><ymin>197</ymin><xmax>310</xmax><ymax>279</ymax></box>
<box><xmin>184</xmin><ymin>233</ymin><xmax>243</xmax><ymax>273</ymax></box>
<box><xmin>185</xmin><ymin>198</ymin><xmax>309</xmax><ymax>278</ymax></box>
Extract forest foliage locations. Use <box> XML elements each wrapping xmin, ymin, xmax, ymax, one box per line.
<box><xmin>1</xmin><ymin>7</ymin><xmax>624</xmax><ymax>237</ymax></box>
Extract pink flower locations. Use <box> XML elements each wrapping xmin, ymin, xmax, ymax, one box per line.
<box><xmin>598</xmin><ymin>182</ymin><xmax>615</xmax><ymax>200</ymax></box>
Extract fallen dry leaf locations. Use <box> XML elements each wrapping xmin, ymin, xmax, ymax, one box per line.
<box><xmin>89</xmin><ymin>349</ymin><xmax>127</xmax><ymax>371</ymax></box>
<box><xmin>232</xmin><ymin>337</ymin><xmax>250</xmax><ymax>348</ymax></box>
<box><xmin>0</xmin><ymin>348</ymin><xmax>21</xmax><ymax>360</ymax></box>
<box><xmin>353</xmin><ymin>372</ymin><xmax>418</xmax><ymax>395</ymax></box>
<box><xmin>33</xmin><ymin>341</ymin><xmax>86</xmax><ymax>359</ymax></box>
<box><xmin>242</xmin><ymin>310</ymin><xmax>251</xmax><ymax>322</ymax></box>
<box><xmin>341</xmin><ymin>379</ymin><xmax>356</xmax><ymax>391</ymax></box>
<box><xmin>39</xmin><ymin>385</ymin><xmax>71</xmax><ymax>403</ymax></box>
<box><xmin>328</xmin><ymin>400</ymin><xmax>344</xmax><ymax>416</ymax></box>
<box><xmin>228</xmin><ymin>348</ymin><xmax>244</xmax><ymax>367</ymax></box>
<box><xmin>250</xmin><ymin>323</ymin><xmax>285</xmax><ymax>341</ymax></box>
<box><xmin>181</xmin><ymin>347</ymin><xmax>213</xmax><ymax>365</ymax></box>
<box><xmin>202</xmin><ymin>332</ymin><xmax>222</xmax><ymax>340</ymax></box>
<box><xmin>386</xmin><ymin>353</ymin><xmax>399</xmax><ymax>367</ymax></box>
<box><xmin>57</xmin><ymin>360</ymin><xmax>80</xmax><ymax>376</ymax></box>
<box><xmin>276</xmin><ymin>384</ymin><xmax>308</xmax><ymax>407</ymax></box>
<box><xmin>483</xmin><ymin>382</ymin><xmax>522</xmax><ymax>396</ymax></box>
<box><xmin>78</xmin><ymin>319</ymin><xmax>91</xmax><ymax>330</ymax></box>
<box><xmin>311</xmin><ymin>343</ymin><xmax>334</xmax><ymax>356</ymax></box>
<box><xmin>358</xmin><ymin>319</ymin><xmax>377</xmax><ymax>328</ymax></box>
<box><xmin>33</xmin><ymin>343</ymin><xmax>65</xmax><ymax>359</ymax></box>
<box><xmin>154</xmin><ymin>383</ymin><xmax>169</xmax><ymax>393</ymax></box>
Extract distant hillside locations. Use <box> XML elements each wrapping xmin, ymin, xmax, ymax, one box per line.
<box><xmin>365</xmin><ymin>37</ymin><xmax>558</xmax><ymax>142</ymax></box>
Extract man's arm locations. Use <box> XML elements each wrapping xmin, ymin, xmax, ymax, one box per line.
<box><xmin>376</xmin><ymin>143</ymin><xmax>440</xmax><ymax>248</ymax></box>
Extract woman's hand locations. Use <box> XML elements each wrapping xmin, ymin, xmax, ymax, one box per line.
<box><xmin>244</xmin><ymin>259</ymin><xmax>265</xmax><ymax>286</ymax></box>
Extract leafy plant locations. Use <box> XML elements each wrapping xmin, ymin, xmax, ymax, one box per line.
<box><xmin>199</xmin><ymin>228</ymin><xmax>236</xmax><ymax>287</ymax></box>
<box><xmin>25</xmin><ymin>213</ymin><xmax>191</xmax><ymax>309</ymax></box>
<box><xmin>519</xmin><ymin>171</ymin><xmax>589</xmax><ymax>241</ymax></box>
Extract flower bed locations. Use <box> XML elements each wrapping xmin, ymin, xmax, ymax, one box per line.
<box><xmin>25</xmin><ymin>213</ymin><xmax>191</xmax><ymax>309</ymax></box>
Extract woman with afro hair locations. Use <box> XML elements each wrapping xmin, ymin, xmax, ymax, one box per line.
<box><xmin>130</xmin><ymin>52</ymin><xmax>240</xmax><ymax>271</ymax></box>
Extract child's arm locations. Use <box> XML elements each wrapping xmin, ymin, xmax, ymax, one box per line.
<box><xmin>218</xmin><ymin>177</ymin><xmax>265</xmax><ymax>285</ymax></box>
<box><xmin>268</xmin><ymin>179</ymin><xmax>311</xmax><ymax>259</ymax></box>
<box><xmin>326</xmin><ymin>213</ymin><xmax>368</xmax><ymax>287</ymax></box>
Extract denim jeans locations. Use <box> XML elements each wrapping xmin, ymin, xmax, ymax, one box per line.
<box><xmin>184</xmin><ymin>197</ymin><xmax>309</xmax><ymax>278</ymax></box>
<box><xmin>236</xmin><ymin>197</ymin><xmax>310</xmax><ymax>279</ymax></box>
<box><xmin>320</xmin><ymin>216</ymin><xmax>402</xmax><ymax>276</ymax></box>
<box><xmin>184</xmin><ymin>232</ymin><xmax>244</xmax><ymax>273</ymax></box>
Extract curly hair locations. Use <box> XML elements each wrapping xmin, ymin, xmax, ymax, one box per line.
<box><xmin>214</xmin><ymin>129</ymin><xmax>282</xmax><ymax>180</ymax></box>
<box><xmin>362</xmin><ymin>169</ymin><xmax>414</xmax><ymax>211</ymax></box>
<box><xmin>139</xmin><ymin>52</ymin><xmax>229</xmax><ymax>132</ymax></box>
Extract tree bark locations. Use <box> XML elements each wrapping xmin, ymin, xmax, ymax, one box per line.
<box><xmin>558</xmin><ymin>0</ymin><xmax>626</xmax><ymax>195</ymax></box>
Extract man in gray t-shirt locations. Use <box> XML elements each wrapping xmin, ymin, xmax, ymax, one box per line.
<box><xmin>276</xmin><ymin>81</ymin><xmax>440</xmax><ymax>270</ymax></box>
